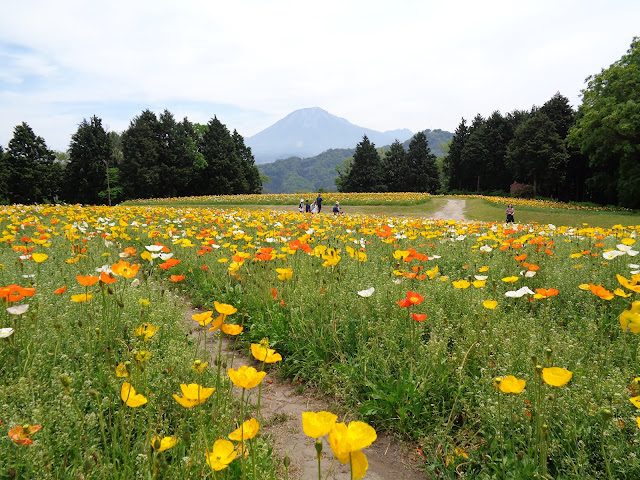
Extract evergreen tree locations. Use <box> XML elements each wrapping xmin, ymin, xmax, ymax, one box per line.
<box><xmin>120</xmin><ymin>110</ymin><xmax>162</xmax><ymax>200</ymax></box>
<box><xmin>158</xmin><ymin>111</ymin><xmax>197</xmax><ymax>197</ymax></box>
<box><xmin>5</xmin><ymin>122</ymin><xmax>60</xmax><ymax>203</ymax></box>
<box><xmin>338</xmin><ymin>135</ymin><xmax>384</xmax><ymax>192</ymax></box>
<box><xmin>197</xmin><ymin>117</ymin><xmax>243</xmax><ymax>195</ymax></box>
<box><xmin>459</xmin><ymin>115</ymin><xmax>486</xmax><ymax>191</ymax></box>
<box><xmin>443</xmin><ymin>118</ymin><xmax>470</xmax><ymax>191</ymax></box>
<box><xmin>65</xmin><ymin>116</ymin><xmax>114</xmax><ymax>205</ymax></box>
<box><xmin>382</xmin><ymin>140</ymin><xmax>406</xmax><ymax>192</ymax></box>
<box><xmin>232</xmin><ymin>130</ymin><xmax>262</xmax><ymax>193</ymax></box>
<box><xmin>569</xmin><ymin>37</ymin><xmax>640</xmax><ymax>207</ymax></box>
<box><xmin>480</xmin><ymin>111</ymin><xmax>512</xmax><ymax>192</ymax></box>
<box><xmin>405</xmin><ymin>131</ymin><xmax>440</xmax><ymax>193</ymax></box>
<box><xmin>506</xmin><ymin>111</ymin><xmax>568</xmax><ymax>197</ymax></box>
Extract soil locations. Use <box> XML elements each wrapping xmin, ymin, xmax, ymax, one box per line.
<box><xmin>429</xmin><ymin>199</ymin><xmax>466</xmax><ymax>220</ymax></box>
<box><xmin>185</xmin><ymin>308</ymin><xmax>427</xmax><ymax>480</ymax></box>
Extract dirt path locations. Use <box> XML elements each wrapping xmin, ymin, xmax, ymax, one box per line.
<box><xmin>186</xmin><ymin>308</ymin><xmax>426</xmax><ymax>480</ymax></box>
<box><xmin>429</xmin><ymin>199</ymin><xmax>466</xmax><ymax>220</ymax></box>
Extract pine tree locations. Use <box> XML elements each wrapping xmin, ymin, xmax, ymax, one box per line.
<box><xmin>339</xmin><ymin>135</ymin><xmax>384</xmax><ymax>192</ymax></box>
<box><xmin>382</xmin><ymin>140</ymin><xmax>406</xmax><ymax>192</ymax></box>
<box><xmin>405</xmin><ymin>131</ymin><xmax>440</xmax><ymax>193</ymax></box>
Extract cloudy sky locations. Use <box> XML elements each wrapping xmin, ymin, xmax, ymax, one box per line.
<box><xmin>1</xmin><ymin>0</ymin><xmax>638</xmax><ymax>152</ymax></box>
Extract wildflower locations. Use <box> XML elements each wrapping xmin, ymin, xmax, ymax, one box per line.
<box><xmin>31</xmin><ymin>253</ymin><xmax>48</xmax><ymax>263</ymax></box>
<box><xmin>8</xmin><ymin>424</ymin><xmax>42</xmax><ymax>445</ymax></box>
<box><xmin>0</xmin><ymin>327</ymin><xmax>15</xmax><ymax>338</ymax></box>
<box><xmin>228</xmin><ymin>418</ymin><xmax>260</xmax><ymax>441</ymax></box>
<box><xmin>505</xmin><ymin>287</ymin><xmax>535</xmax><ymax>298</ymax></box>
<box><xmin>397</xmin><ymin>291</ymin><xmax>424</xmax><ymax>307</ymax></box>
<box><xmin>533</xmin><ymin>288</ymin><xmax>559</xmax><ymax>299</ymax></box>
<box><xmin>115</xmin><ymin>362</ymin><xmax>130</xmax><ymax>377</ymax></box>
<box><xmin>589</xmin><ymin>284</ymin><xmax>614</xmax><ymax>300</ymax></box>
<box><xmin>328</xmin><ymin>421</ymin><xmax>377</xmax><ymax>480</ymax></box>
<box><xmin>76</xmin><ymin>274</ymin><xmax>99</xmax><ymax>287</ymax></box>
<box><xmin>111</xmin><ymin>260</ymin><xmax>141</xmax><ymax>278</ymax></box>
<box><xmin>151</xmin><ymin>436</ymin><xmax>178</xmax><ymax>452</ymax></box>
<box><xmin>135</xmin><ymin>323</ymin><xmax>159</xmax><ymax>342</ymax></box>
<box><xmin>617</xmin><ymin>274</ymin><xmax>640</xmax><ymax>293</ymax></box>
<box><xmin>228</xmin><ymin>365</ymin><xmax>266</xmax><ymax>389</ymax></box>
<box><xmin>173</xmin><ymin>383</ymin><xmax>215</xmax><ymax>408</ymax></box>
<box><xmin>357</xmin><ymin>287</ymin><xmax>375</xmax><ymax>298</ymax></box>
<box><xmin>206</xmin><ymin>439</ymin><xmax>237</xmax><ymax>471</ymax></box>
<box><xmin>302</xmin><ymin>411</ymin><xmax>338</xmax><ymax>438</ymax></box>
<box><xmin>630</xmin><ymin>396</ymin><xmax>640</xmax><ymax>408</ymax></box>
<box><xmin>53</xmin><ymin>286</ymin><xmax>67</xmax><ymax>294</ymax></box>
<box><xmin>620</xmin><ymin>301</ymin><xmax>640</xmax><ymax>334</ymax></box>
<box><xmin>100</xmin><ymin>271</ymin><xmax>117</xmax><ymax>284</ymax></box>
<box><xmin>121</xmin><ymin>382</ymin><xmax>147</xmax><ymax>407</ymax></box>
<box><xmin>452</xmin><ymin>280</ymin><xmax>471</xmax><ymax>289</ymax></box>
<box><xmin>6</xmin><ymin>304</ymin><xmax>29</xmax><ymax>315</ymax></box>
<box><xmin>71</xmin><ymin>293</ymin><xmax>93</xmax><ymax>303</ymax></box>
<box><xmin>215</xmin><ymin>301</ymin><xmax>237</xmax><ymax>317</ymax></box>
<box><xmin>496</xmin><ymin>375</ymin><xmax>526</xmax><ymax>394</ymax></box>
<box><xmin>410</xmin><ymin>313</ymin><xmax>427</xmax><ymax>322</ymax></box>
<box><xmin>192</xmin><ymin>360</ymin><xmax>209</xmax><ymax>374</ymax></box>
<box><xmin>542</xmin><ymin>367</ymin><xmax>572</xmax><ymax>387</ymax></box>
<box><xmin>251</xmin><ymin>342</ymin><xmax>282</xmax><ymax>363</ymax></box>
<box><xmin>192</xmin><ymin>310</ymin><xmax>214</xmax><ymax>327</ymax></box>
<box><xmin>276</xmin><ymin>268</ymin><xmax>293</xmax><ymax>280</ymax></box>
<box><xmin>483</xmin><ymin>300</ymin><xmax>498</xmax><ymax>309</ymax></box>
<box><xmin>135</xmin><ymin>350</ymin><xmax>152</xmax><ymax>362</ymax></box>
<box><xmin>169</xmin><ymin>274</ymin><xmax>186</xmax><ymax>282</ymax></box>
<box><xmin>221</xmin><ymin>323</ymin><xmax>243</xmax><ymax>335</ymax></box>
<box><xmin>138</xmin><ymin>298</ymin><xmax>150</xmax><ymax>307</ymax></box>
<box><xmin>501</xmin><ymin>276</ymin><xmax>519</xmax><ymax>283</ymax></box>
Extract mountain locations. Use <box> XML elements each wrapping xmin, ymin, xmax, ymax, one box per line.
<box><xmin>258</xmin><ymin>129</ymin><xmax>455</xmax><ymax>194</ymax></box>
<box><xmin>258</xmin><ymin>148</ymin><xmax>355</xmax><ymax>194</ymax></box>
<box><xmin>246</xmin><ymin>107</ymin><xmax>413</xmax><ymax>164</ymax></box>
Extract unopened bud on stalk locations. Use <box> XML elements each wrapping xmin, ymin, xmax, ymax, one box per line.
<box><xmin>315</xmin><ymin>439</ymin><xmax>323</xmax><ymax>460</ymax></box>
<box><xmin>535</xmin><ymin>365</ymin><xmax>543</xmax><ymax>376</ymax></box>
<box><xmin>545</xmin><ymin>348</ymin><xmax>552</xmax><ymax>364</ymax></box>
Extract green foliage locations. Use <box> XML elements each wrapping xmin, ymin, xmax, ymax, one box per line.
<box><xmin>402</xmin><ymin>129</ymin><xmax>454</xmax><ymax>158</ymax></box>
<box><xmin>404</xmin><ymin>131</ymin><xmax>440</xmax><ymax>193</ymax></box>
<box><xmin>65</xmin><ymin>116</ymin><xmax>114</xmax><ymax>205</ymax></box>
<box><xmin>382</xmin><ymin>140</ymin><xmax>406</xmax><ymax>192</ymax></box>
<box><xmin>4</xmin><ymin>122</ymin><xmax>61</xmax><ymax>204</ymax></box>
<box><xmin>338</xmin><ymin>135</ymin><xmax>385</xmax><ymax>192</ymax></box>
<box><xmin>569</xmin><ymin>37</ymin><xmax>640</xmax><ymax>208</ymax></box>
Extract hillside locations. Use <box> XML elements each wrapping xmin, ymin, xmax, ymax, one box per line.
<box><xmin>258</xmin><ymin>129</ymin><xmax>454</xmax><ymax>194</ymax></box>
<box><xmin>246</xmin><ymin>107</ymin><xmax>413</xmax><ymax>163</ymax></box>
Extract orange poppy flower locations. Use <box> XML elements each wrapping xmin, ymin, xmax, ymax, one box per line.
<box><xmin>410</xmin><ymin>313</ymin><xmax>427</xmax><ymax>322</ymax></box>
<box><xmin>397</xmin><ymin>291</ymin><xmax>424</xmax><ymax>307</ymax></box>
<box><xmin>76</xmin><ymin>275</ymin><xmax>99</xmax><ymax>287</ymax></box>
<box><xmin>100</xmin><ymin>271</ymin><xmax>117</xmax><ymax>284</ymax></box>
<box><xmin>54</xmin><ymin>286</ymin><xmax>67</xmax><ymax>295</ymax></box>
<box><xmin>169</xmin><ymin>274</ymin><xmax>186</xmax><ymax>282</ymax></box>
<box><xmin>158</xmin><ymin>258</ymin><xmax>181</xmax><ymax>270</ymax></box>
<box><xmin>8</xmin><ymin>424</ymin><xmax>42</xmax><ymax>445</ymax></box>
<box><xmin>534</xmin><ymin>288</ymin><xmax>559</xmax><ymax>299</ymax></box>
<box><xmin>111</xmin><ymin>260</ymin><xmax>141</xmax><ymax>278</ymax></box>
<box><xmin>589</xmin><ymin>283</ymin><xmax>614</xmax><ymax>300</ymax></box>
<box><xmin>514</xmin><ymin>254</ymin><xmax>527</xmax><ymax>262</ymax></box>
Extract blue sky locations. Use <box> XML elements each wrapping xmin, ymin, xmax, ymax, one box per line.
<box><xmin>1</xmin><ymin>0</ymin><xmax>639</xmax><ymax>152</ymax></box>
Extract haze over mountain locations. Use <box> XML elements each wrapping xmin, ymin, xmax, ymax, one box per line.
<box><xmin>246</xmin><ymin>107</ymin><xmax>413</xmax><ymax>164</ymax></box>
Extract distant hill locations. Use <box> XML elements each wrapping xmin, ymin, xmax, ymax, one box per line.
<box><xmin>246</xmin><ymin>107</ymin><xmax>413</xmax><ymax>164</ymax></box>
<box><xmin>258</xmin><ymin>129</ymin><xmax>454</xmax><ymax>194</ymax></box>
<box><xmin>258</xmin><ymin>148</ymin><xmax>355</xmax><ymax>194</ymax></box>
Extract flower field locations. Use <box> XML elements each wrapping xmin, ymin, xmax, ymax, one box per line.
<box><xmin>2</xmin><ymin>200</ymin><xmax>640</xmax><ymax>478</ymax></box>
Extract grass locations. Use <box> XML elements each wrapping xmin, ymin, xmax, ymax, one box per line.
<box><xmin>3</xmin><ymin>196</ymin><xmax>640</xmax><ymax>479</ymax></box>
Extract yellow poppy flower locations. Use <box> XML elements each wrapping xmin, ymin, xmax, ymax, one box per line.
<box><xmin>452</xmin><ymin>280</ymin><xmax>470</xmax><ymax>289</ymax></box>
<box><xmin>302</xmin><ymin>411</ymin><xmax>338</xmax><ymax>438</ymax></box>
<box><xmin>192</xmin><ymin>310</ymin><xmax>214</xmax><ymax>326</ymax></box>
<box><xmin>630</xmin><ymin>396</ymin><xmax>640</xmax><ymax>408</ymax></box>
<box><xmin>221</xmin><ymin>323</ymin><xmax>243</xmax><ymax>335</ymax></box>
<box><xmin>206</xmin><ymin>439</ymin><xmax>237</xmax><ymax>471</ymax></box>
<box><xmin>135</xmin><ymin>323</ymin><xmax>158</xmax><ymax>341</ymax></box>
<box><xmin>71</xmin><ymin>293</ymin><xmax>93</xmax><ymax>303</ymax></box>
<box><xmin>276</xmin><ymin>268</ymin><xmax>293</xmax><ymax>280</ymax></box>
<box><xmin>501</xmin><ymin>276</ymin><xmax>519</xmax><ymax>283</ymax></box>
<box><xmin>151</xmin><ymin>436</ymin><xmax>178</xmax><ymax>451</ymax></box>
<box><xmin>328</xmin><ymin>421</ymin><xmax>377</xmax><ymax>467</ymax></box>
<box><xmin>497</xmin><ymin>375</ymin><xmax>526</xmax><ymax>394</ymax></box>
<box><xmin>31</xmin><ymin>253</ymin><xmax>48</xmax><ymax>263</ymax></box>
<box><xmin>228</xmin><ymin>418</ymin><xmax>260</xmax><ymax>441</ymax></box>
<box><xmin>173</xmin><ymin>383</ymin><xmax>215</xmax><ymax>408</ymax></box>
<box><xmin>542</xmin><ymin>367</ymin><xmax>572</xmax><ymax>387</ymax></box>
<box><xmin>483</xmin><ymin>300</ymin><xmax>498</xmax><ymax>310</ymax></box>
<box><xmin>251</xmin><ymin>343</ymin><xmax>282</xmax><ymax>363</ymax></box>
<box><xmin>215</xmin><ymin>301</ymin><xmax>237</xmax><ymax>317</ymax></box>
<box><xmin>620</xmin><ymin>301</ymin><xmax>640</xmax><ymax>334</ymax></box>
<box><xmin>121</xmin><ymin>382</ymin><xmax>147</xmax><ymax>407</ymax></box>
<box><xmin>228</xmin><ymin>365</ymin><xmax>266</xmax><ymax>389</ymax></box>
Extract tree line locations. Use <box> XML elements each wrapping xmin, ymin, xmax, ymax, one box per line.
<box><xmin>337</xmin><ymin>37</ymin><xmax>639</xmax><ymax>209</ymax></box>
<box><xmin>0</xmin><ymin>109</ymin><xmax>262</xmax><ymax>205</ymax></box>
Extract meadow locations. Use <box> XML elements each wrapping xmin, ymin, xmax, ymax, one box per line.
<box><xmin>2</xmin><ymin>194</ymin><xmax>640</xmax><ymax>479</ymax></box>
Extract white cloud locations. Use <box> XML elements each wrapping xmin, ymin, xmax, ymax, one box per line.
<box><xmin>1</xmin><ymin>0</ymin><xmax>639</xmax><ymax>151</ymax></box>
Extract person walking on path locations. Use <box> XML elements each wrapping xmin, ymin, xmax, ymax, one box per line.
<box><xmin>316</xmin><ymin>193</ymin><xmax>323</xmax><ymax>213</ymax></box>
<box><xmin>505</xmin><ymin>204</ymin><xmax>515</xmax><ymax>223</ymax></box>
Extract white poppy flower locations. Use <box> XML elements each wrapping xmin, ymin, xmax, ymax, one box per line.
<box><xmin>357</xmin><ymin>287</ymin><xmax>375</xmax><ymax>298</ymax></box>
<box><xmin>505</xmin><ymin>287</ymin><xmax>535</xmax><ymax>298</ymax></box>
<box><xmin>602</xmin><ymin>250</ymin><xmax>625</xmax><ymax>260</ymax></box>
<box><xmin>474</xmin><ymin>275</ymin><xmax>488</xmax><ymax>281</ymax></box>
<box><xmin>0</xmin><ymin>327</ymin><xmax>15</xmax><ymax>338</ymax></box>
<box><xmin>628</xmin><ymin>264</ymin><xmax>640</xmax><ymax>269</ymax></box>
<box><xmin>525</xmin><ymin>270</ymin><xmax>537</xmax><ymax>278</ymax></box>
<box><xmin>480</xmin><ymin>245</ymin><xmax>492</xmax><ymax>253</ymax></box>
<box><xmin>7</xmin><ymin>304</ymin><xmax>29</xmax><ymax>315</ymax></box>
<box><xmin>159</xmin><ymin>253</ymin><xmax>174</xmax><ymax>260</ymax></box>
<box><xmin>145</xmin><ymin>245</ymin><xmax>164</xmax><ymax>252</ymax></box>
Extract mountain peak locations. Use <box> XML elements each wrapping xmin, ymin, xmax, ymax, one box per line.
<box><xmin>247</xmin><ymin>108</ymin><xmax>413</xmax><ymax>163</ymax></box>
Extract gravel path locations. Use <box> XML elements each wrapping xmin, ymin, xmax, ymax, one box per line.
<box><xmin>430</xmin><ymin>199</ymin><xmax>466</xmax><ymax>220</ymax></box>
<box><xmin>186</xmin><ymin>308</ymin><xmax>425</xmax><ymax>480</ymax></box>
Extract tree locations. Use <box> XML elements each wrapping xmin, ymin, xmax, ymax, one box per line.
<box><xmin>0</xmin><ymin>146</ymin><xmax>8</xmax><ymax>203</ymax></box>
<box><xmin>506</xmin><ymin>111</ymin><xmax>568</xmax><ymax>197</ymax></box>
<box><xmin>404</xmin><ymin>131</ymin><xmax>440</xmax><ymax>193</ymax></box>
<box><xmin>65</xmin><ymin>116</ymin><xmax>114</xmax><ymax>205</ymax></box>
<box><xmin>232</xmin><ymin>129</ymin><xmax>262</xmax><ymax>194</ymax></box>
<box><xmin>443</xmin><ymin>118</ymin><xmax>470</xmax><ymax>191</ymax></box>
<box><xmin>568</xmin><ymin>37</ymin><xmax>640</xmax><ymax>207</ymax></box>
<box><xmin>478</xmin><ymin>111</ymin><xmax>513</xmax><ymax>192</ymax></box>
<box><xmin>459</xmin><ymin>115</ymin><xmax>486</xmax><ymax>191</ymax></box>
<box><xmin>382</xmin><ymin>140</ymin><xmax>406</xmax><ymax>191</ymax></box>
<box><xmin>337</xmin><ymin>135</ymin><xmax>385</xmax><ymax>192</ymax></box>
<box><xmin>5</xmin><ymin>122</ymin><xmax>60</xmax><ymax>203</ymax></box>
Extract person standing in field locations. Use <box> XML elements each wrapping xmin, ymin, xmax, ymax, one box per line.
<box><xmin>298</xmin><ymin>198</ymin><xmax>304</xmax><ymax>213</ymax></box>
<box><xmin>305</xmin><ymin>199</ymin><xmax>310</xmax><ymax>213</ymax></box>
<box><xmin>506</xmin><ymin>204</ymin><xmax>515</xmax><ymax>223</ymax></box>
<box><xmin>311</xmin><ymin>201</ymin><xmax>318</xmax><ymax>214</ymax></box>
<box><xmin>316</xmin><ymin>193</ymin><xmax>323</xmax><ymax>213</ymax></box>
<box><xmin>333</xmin><ymin>201</ymin><xmax>341</xmax><ymax>215</ymax></box>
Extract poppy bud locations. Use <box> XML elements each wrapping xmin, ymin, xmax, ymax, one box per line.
<box><xmin>541</xmin><ymin>424</ymin><xmax>548</xmax><ymax>436</ymax></box>
<box><xmin>315</xmin><ymin>439</ymin><xmax>323</xmax><ymax>460</ymax></box>
<box><xmin>545</xmin><ymin>348</ymin><xmax>552</xmax><ymax>363</ymax></box>
<box><xmin>600</xmin><ymin>408</ymin><xmax>612</xmax><ymax>422</ymax></box>
<box><xmin>535</xmin><ymin>365</ymin><xmax>543</xmax><ymax>376</ymax></box>
<box><xmin>284</xmin><ymin>452</ymin><xmax>291</xmax><ymax>468</ymax></box>
<box><xmin>154</xmin><ymin>438</ymin><xmax>162</xmax><ymax>450</ymax></box>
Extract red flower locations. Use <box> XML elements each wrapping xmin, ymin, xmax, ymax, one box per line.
<box><xmin>169</xmin><ymin>274</ymin><xmax>186</xmax><ymax>282</ymax></box>
<box><xmin>8</xmin><ymin>424</ymin><xmax>42</xmax><ymax>445</ymax></box>
<box><xmin>410</xmin><ymin>313</ymin><xmax>427</xmax><ymax>322</ymax></box>
<box><xmin>397</xmin><ymin>291</ymin><xmax>424</xmax><ymax>307</ymax></box>
<box><xmin>54</xmin><ymin>286</ymin><xmax>67</xmax><ymax>295</ymax></box>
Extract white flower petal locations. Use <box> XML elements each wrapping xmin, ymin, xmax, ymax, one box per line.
<box><xmin>525</xmin><ymin>271</ymin><xmax>537</xmax><ymax>277</ymax></box>
<box><xmin>474</xmin><ymin>275</ymin><xmax>488</xmax><ymax>281</ymax></box>
<box><xmin>0</xmin><ymin>327</ymin><xmax>15</xmax><ymax>338</ymax></box>
<box><xmin>159</xmin><ymin>253</ymin><xmax>174</xmax><ymax>260</ymax></box>
<box><xmin>603</xmin><ymin>250</ymin><xmax>625</xmax><ymax>260</ymax></box>
<box><xmin>7</xmin><ymin>304</ymin><xmax>29</xmax><ymax>315</ymax></box>
<box><xmin>145</xmin><ymin>245</ymin><xmax>164</xmax><ymax>252</ymax></box>
<box><xmin>357</xmin><ymin>287</ymin><xmax>375</xmax><ymax>298</ymax></box>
